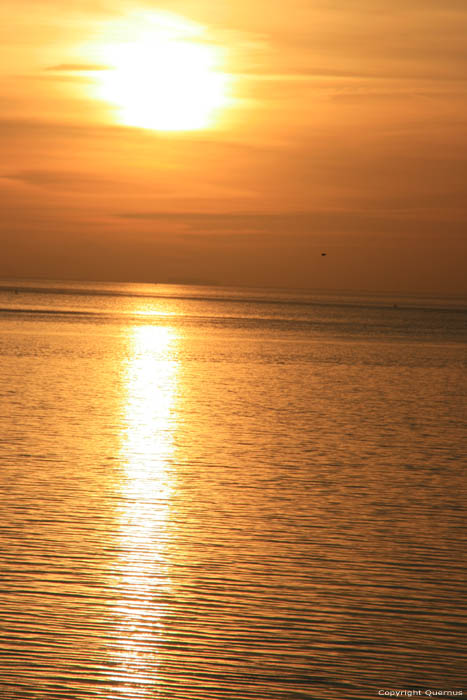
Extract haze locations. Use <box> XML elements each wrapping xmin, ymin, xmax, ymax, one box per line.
<box><xmin>1</xmin><ymin>0</ymin><xmax>466</xmax><ymax>294</ymax></box>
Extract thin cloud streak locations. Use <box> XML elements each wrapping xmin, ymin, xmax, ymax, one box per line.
<box><xmin>45</xmin><ymin>63</ymin><xmax>111</xmax><ymax>71</ymax></box>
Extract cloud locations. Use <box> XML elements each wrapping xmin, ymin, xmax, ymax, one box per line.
<box><xmin>116</xmin><ymin>209</ymin><xmax>466</xmax><ymax>237</ymax></box>
<box><xmin>0</xmin><ymin>117</ymin><xmax>269</xmax><ymax>157</ymax></box>
<box><xmin>44</xmin><ymin>63</ymin><xmax>111</xmax><ymax>72</ymax></box>
<box><xmin>1</xmin><ymin>169</ymin><xmax>119</xmax><ymax>190</ymax></box>
<box><xmin>237</xmin><ymin>2</ymin><xmax>467</xmax><ymax>83</ymax></box>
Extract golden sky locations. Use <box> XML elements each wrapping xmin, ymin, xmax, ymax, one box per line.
<box><xmin>1</xmin><ymin>0</ymin><xmax>466</xmax><ymax>293</ymax></box>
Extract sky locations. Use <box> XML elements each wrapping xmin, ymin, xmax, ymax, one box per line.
<box><xmin>1</xmin><ymin>0</ymin><xmax>466</xmax><ymax>294</ymax></box>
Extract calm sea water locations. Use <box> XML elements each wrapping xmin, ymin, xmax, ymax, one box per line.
<box><xmin>0</xmin><ymin>280</ymin><xmax>465</xmax><ymax>700</ymax></box>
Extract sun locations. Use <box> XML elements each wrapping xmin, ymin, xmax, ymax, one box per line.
<box><xmin>92</xmin><ymin>13</ymin><xmax>231</xmax><ymax>131</ymax></box>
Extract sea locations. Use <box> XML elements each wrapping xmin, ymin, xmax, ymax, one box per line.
<box><xmin>0</xmin><ymin>279</ymin><xmax>465</xmax><ymax>700</ymax></box>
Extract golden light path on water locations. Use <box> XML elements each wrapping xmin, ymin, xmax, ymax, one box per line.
<box><xmin>109</xmin><ymin>324</ymin><xmax>179</xmax><ymax>695</ymax></box>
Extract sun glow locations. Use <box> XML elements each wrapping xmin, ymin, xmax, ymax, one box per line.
<box><xmin>92</xmin><ymin>13</ymin><xmax>231</xmax><ymax>131</ymax></box>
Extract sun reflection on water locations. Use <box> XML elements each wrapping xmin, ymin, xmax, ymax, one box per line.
<box><xmin>110</xmin><ymin>324</ymin><xmax>179</xmax><ymax>695</ymax></box>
